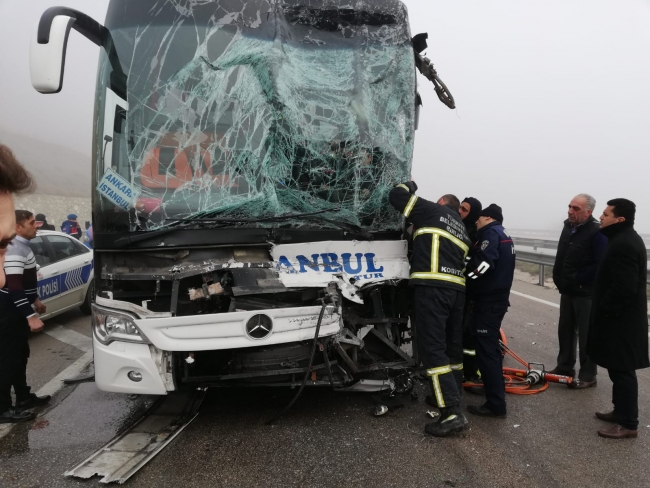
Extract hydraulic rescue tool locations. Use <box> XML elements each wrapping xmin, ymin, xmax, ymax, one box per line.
<box><xmin>463</xmin><ymin>331</ymin><xmax>576</xmax><ymax>395</ymax></box>
<box><xmin>498</xmin><ymin>340</ymin><xmax>576</xmax><ymax>395</ymax></box>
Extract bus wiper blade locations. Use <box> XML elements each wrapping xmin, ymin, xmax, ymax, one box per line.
<box><xmin>112</xmin><ymin>208</ymin><xmax>345</xmax><ymax>248</ymax></box>
<box><xmin>174</xmin><ymin>208</ymin><xmax>340</xmax><ymax>224</ymax></box>
<box><xmin>112</xmin><ymin>222</ymin><xmax>196</xmax><ymax>248</ymax></box>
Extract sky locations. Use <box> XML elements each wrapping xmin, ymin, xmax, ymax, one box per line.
<box><xmin>0</xmin><ymin>0</ymin><xmax>649</xmax><ymax>232</ymax></box>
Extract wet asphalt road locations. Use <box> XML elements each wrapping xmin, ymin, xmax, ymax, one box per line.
<box><xmin>1</xmin><ymin>281</ymin><xmax>650</xmax><ymax>487</ymax></box>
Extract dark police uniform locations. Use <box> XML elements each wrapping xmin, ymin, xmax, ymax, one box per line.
<box><xmin>389</xmin><ymin>183</ymin><xmax>471</xmax><ymax>416</ymax></box>
<box><xmin>465</xmin><ymin>220</ymin><xmax>515</xmax><ymax>415</ymax></box>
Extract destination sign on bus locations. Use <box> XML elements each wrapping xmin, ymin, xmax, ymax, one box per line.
<box><xmin>97</xmin><ymin>168</ymin><xmax>140</xmax><ymax>211</ymax></box>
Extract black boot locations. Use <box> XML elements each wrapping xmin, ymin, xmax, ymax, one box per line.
<box><xmin>425</xmin><ymin>407</ymin><xmax>467</xmax><ymax>437</ymax></box>
<box><xmin>0</xmin><ymin>409</ymin><xmax>36</xmax><ymax>424</ymax></box>
<box><xmin>15</xmin><ymin>394</ymin><xmax>51</xmax><ymax>409</ymax></box>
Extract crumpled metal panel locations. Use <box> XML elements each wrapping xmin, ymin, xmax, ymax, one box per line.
<box><xmin>98</xmin><ymin>0</ymin><xmax>415</xmax><ymax>232</ymax></box>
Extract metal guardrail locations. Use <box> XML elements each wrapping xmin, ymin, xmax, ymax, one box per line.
<box><xmin>512</xmin><ymin>237</ymin><xmax>558</xmax><ymax>250</ymax></box>
<box><xmin>512</xmin><ymin>237</ymin><xmax>650</xmax><ymax>286</ymax></box>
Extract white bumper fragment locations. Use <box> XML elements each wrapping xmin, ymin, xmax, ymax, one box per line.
<box><xmin>93</xmin><ymin>339</ymin><xmax>167</xmax><ymax>395</ymax></box>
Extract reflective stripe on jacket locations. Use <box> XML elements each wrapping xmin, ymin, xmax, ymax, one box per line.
<box><xmin>465</xmin><ymin>221</ymin><xmax>515</xmax><ymax>301</ymax></box>
<box><xmin>389</xmin><ymin>184</ymin><xmax>471</xmax><ymax>290</ymax></box>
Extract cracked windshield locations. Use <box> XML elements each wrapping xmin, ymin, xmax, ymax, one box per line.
<box><xmin>96</xmin><ymin>0</ymin><xmax>416</xmax><ymax>233</ymax></box>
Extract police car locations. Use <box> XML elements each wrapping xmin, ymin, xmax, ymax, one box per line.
<box><xmin>30</xmin><ymin>230</ymin><xmax>94</xmax><ymax>319</ymax></box>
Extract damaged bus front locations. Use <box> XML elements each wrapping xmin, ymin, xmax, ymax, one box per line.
<box><xmin>30</xmin><ymin>0</ymin><xmax>450</xmax><ymax>394</ymax></box>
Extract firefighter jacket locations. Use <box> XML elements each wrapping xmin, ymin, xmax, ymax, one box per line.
<box><xmin>389</xmin><ymin>183</ymin><xmax>471</xmax><ymax>291</ymax></box>
<box><xmin>465</xmin><ymin>221</ymin><xmax>515</xmax><ymax>302</ymax></box>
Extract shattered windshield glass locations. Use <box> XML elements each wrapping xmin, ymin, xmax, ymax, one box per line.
<box><xmin>95</xmin><ymin>0</ymin><xmax>415</xmax><ymax>233</ymax></box>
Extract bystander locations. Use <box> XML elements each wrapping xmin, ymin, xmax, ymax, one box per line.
<box><xmin>0</xmin><ymin>144</ymin><xmax>43</xmax><ymax>424</ymax></box>
<box><xmin>588</xmin><ymin>198</ymin><xmax>649</xmax><ymax>439</ymax></box>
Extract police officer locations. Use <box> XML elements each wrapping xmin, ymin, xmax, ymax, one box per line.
<box><xmin>389</xmin><ymin>182</ymin><xmax>471</xmax><ymax>437</ymax></box>
<box><xmin>465</xmin><ymin>204</ymin><xmax>515</xmax><ymax>418</ymax></box>
<box><xmin>61</xmin><ymin>214</ymin><xmax>82</xmax><ymax>239</ymax></box>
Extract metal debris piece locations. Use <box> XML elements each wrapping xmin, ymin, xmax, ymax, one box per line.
<box><xmin>374</xmin><ymin>405</ymin><xmax>389</xmax><ymax>416</ymax></box>
<box><xmin>65</xmin><ymin>390</ymin><xmax>205</xmax><ymax>484</ymax></box>
<box><xmin>188</xmin><ymin>283</ymin><xmax>224</xmax><ymax>300</ymax></box>
<box><xmin>337</xmin><ymin>379</ymin><xmax>394</xmax><ymax>393</ymax></box>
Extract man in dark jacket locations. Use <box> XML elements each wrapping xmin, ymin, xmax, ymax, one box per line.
<box><xmin>550</xmin><ymin>194</ymin><xmax>607</xmax><ymax>388</ymax></box>
<box><xmin>34</xmin><ymin>213</ymin><xmax>55</xmax><ymax>231</ymax></box>
<box><xmin>389</xmin><ymin>182</ymin><xmax>471</xmax><ymax>437</ymax></box>
<box><xmin>464</xmin><ymin>204</ymin><xmax>515</xmax><ymax>418</ymax></box>
<box><xmin>458</xmin><ymin>197</ymin><xmax>483</xmax><ymax>381</ymax></box>
<box><xmin>459</xmin><ymin>197</ymin><xmax>482</xmax><ymax>244</ymax></box>
<box><xmin>1</xmin><ymin>145</ymin><xmax>40</xmax><ymax>424</ymax></box>
<box><xmin>588</xmin><ymin>198</ymin><xmax>648</xmax><ymax>439</ymax></box>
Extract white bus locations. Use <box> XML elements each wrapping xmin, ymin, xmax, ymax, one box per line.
<box><xmin>30</xmin><ymin>0</ymin><xmax>450</xmax><ymax>395</ymax></box>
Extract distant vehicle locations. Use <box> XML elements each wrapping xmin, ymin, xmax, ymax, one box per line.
<box><xmin>31</xmin><ymin>230</ymin><xmax>94</xmax><ymax>319</ymax></box>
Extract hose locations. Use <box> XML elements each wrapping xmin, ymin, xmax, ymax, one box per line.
<box><xmin>463</xmin><ymin>340</ymin><xmax>553</xmax><ymax>395</ymax></box>
<box><xmin>265</xmin><ymin>302</ymin><xmax>328</xmax><ymax>425</ymax></box>
<box><xmin>321</xmin><ymin>338</ymin><xmax>335</xmax><ymax>390</ymax></box>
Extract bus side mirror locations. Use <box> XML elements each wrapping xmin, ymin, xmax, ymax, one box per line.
<box><xmin>30</xmin><ymin>14</ymin><xmax>76</xmax><ymax>93</ymax></box>
<box><xmin>30</xmin><ymin>7</ymin><xmax>108</xmax><ymax>94</ymax></box>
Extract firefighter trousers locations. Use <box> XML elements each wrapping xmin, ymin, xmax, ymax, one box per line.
<box><xmin>413</xmin><ymin>285</ymin><xmax>464</xmax><ymax>409</ymax></box>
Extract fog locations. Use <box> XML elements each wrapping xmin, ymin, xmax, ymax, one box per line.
<box><xmin>0</xmin><ymin>0</ymin><xmax>648</xmax><ymax>232</ymax></box>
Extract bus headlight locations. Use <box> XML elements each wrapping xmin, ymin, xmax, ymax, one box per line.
<box><xmin>92</xmin><ymin>305</ymin><xmax>150</xmax><ymax>345</ymax></box>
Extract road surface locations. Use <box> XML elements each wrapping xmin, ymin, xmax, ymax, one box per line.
<box><xmin>1</xmin><ymin>280</ymin><xmax>648</xmax><ymax>487</ymax></box>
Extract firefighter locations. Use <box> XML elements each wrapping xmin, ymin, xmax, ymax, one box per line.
<box><xmin>389</xmin><ymin>182</ymin><xmax>471</xmax><ymax>437</ymax></box>
<box><xmin>464</xmin><ymin>204</ymin><xmax>515</xmax><ymax>418</ymax></box>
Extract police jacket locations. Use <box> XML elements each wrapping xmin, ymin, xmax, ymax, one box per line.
<box><xmin>465</xmin><ymin>221</ymin><xmax>515</xmax><ymax>301</ymax></box>
<box><xmin>61</xmin><ymin>220</ymin><xmax>82</xmax><ymax>239</ymax></box>
<box><xmin>552</xmin><ymin>218</ymin><xmax>606</xmax><ymax>297</ymax></box>
<box><xmin>389</xmin><ymin>183</ymin><xmax>470</xmax><ymax>291</ymax></box>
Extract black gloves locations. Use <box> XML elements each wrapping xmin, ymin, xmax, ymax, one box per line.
<box><xmin>403</xmin><ymin>181</ymin><xmax>418</xmax><ymax>194</ymax></box>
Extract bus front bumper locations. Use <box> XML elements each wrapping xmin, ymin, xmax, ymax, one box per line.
<box><xmin>93</xmin><ymin>340</ymin><xmax>168</xmax><ymax>395</ymax></box>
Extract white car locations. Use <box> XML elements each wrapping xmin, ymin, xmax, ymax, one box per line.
<box><xmin>30</xmin><ymin>230</ymin><xmax>94</xmax><ymax>319</ymax></box>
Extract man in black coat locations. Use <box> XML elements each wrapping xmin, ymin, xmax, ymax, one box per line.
<box><xmin>34</xmin><ymin>214</ymin><xmax>55</xmax><ymax>231</ymax></box>
<box><xmin>550</xmin><ymin>194</ymin><xmax>607</xmax><ymax>388</ymax></box>
<box><xmin>459</xmin><ymin>197</ymin><xmax>483</xmax><ymax>382</ymax></box>
<box><xmin>588</xmin><ymin>198</ymin><xmax>649</xmax><ymax>439</ymax></box>
<box><xmin>459</xmin><ymin>197</ymin><xmax>482</xmax><ymax>244</ymax></box>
